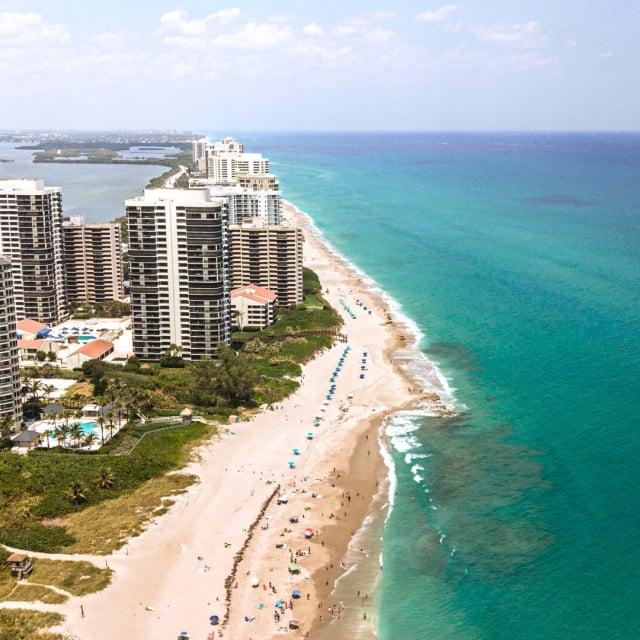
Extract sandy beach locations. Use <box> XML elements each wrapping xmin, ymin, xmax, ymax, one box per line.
<box><xmin>43</xmin><ymin>202</ymin><xmax>433</xmax><ymax>640</ymax></box>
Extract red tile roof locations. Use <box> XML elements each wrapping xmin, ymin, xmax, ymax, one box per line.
<box><xmin>231</xmin><ymin>284</ymin><xmax>277</xmax><ymax>304</ymax></box>
<box><xmin>69</xmin><ymin>338</ymin><xmax>113</xmax><ymax>359</ymax></box>
<box><xmin>18</xmin><ymin>339</ymin><xmax>46</xmax><ymax>350</ymax></box>
<box><xmin>17</xmin><ymin>319</ymin><xmax>48</xmax><ymax>334</ymax></box>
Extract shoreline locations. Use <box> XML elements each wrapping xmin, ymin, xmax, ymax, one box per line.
<box><xmin>36</xmin><ymin>198</ymin><xmax>449</xmax><ymax>640</ymax></box>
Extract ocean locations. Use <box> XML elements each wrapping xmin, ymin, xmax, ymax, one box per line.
<box><xmin>242</xmin><ymin>132</ymin><xmax>640</xmax><ymax>639</ymax></box>
<box><xmin>3</xmin><ymin>132</ymin><xmax>639</xmax><ymax>638</ymax></box>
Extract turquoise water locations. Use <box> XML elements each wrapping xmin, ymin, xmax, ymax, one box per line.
<box><xmin>240</xmin><ymin>132</ymin><xmax>640</xmax><ymax>639</ymax></box>
<box><xmin>4</xmin><ymin>132</ymin><xmax>639</xmax><ymax>637</ymax></box>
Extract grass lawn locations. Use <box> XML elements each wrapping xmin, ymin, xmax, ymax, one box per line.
<box><xmin>0</xmin><ymin>608</ymin><xmax>67</xmax><ymax>639</ymax></box>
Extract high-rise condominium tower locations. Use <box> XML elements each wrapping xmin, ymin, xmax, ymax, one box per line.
<box><xmin>0</xmin><ymin>258</ymin><xmax>22</xmax><ymax>433</ymax></box>
<box><xmin>228</xmin><ymin>218</ymin><xmax>304</xmax><ymax>308</ymax></box>
<box><xmin>0</xmin><ymin>179</ymin><xmax>68</xmax><ymax>324</ymax></box>
<box><xmin>63</xmin><ymin>215</ymin><xmax>125</xmax><ymax>304</ymax></box>
<box><xmin>126</xmin><ymin>189</ymin><xmax>230</xmax><ymax>361</ymax></box>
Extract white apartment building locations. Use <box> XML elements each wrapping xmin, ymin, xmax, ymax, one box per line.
<box><xmin>231</xmin><ymin>284</ymin><xmax>277</xmax><ymax>330</ymax></box>
<box><xmin>126</xmin><ymin>188</ymin><xmax>231</xmax><ymax>361</ymax></box>
<box><xmin>192</xmin><ymin>137</ymin><xmax>270</xmax><ymax>183</ymax></box>
<box><xmin>189</xmin><ymin>185</ymin><xmax>282</xmax><ymax>226</ymax></box>
<box><xmin>0</xmin><ymin>178</ymin><xmax>68</xmax><ymax>324</ymax></box>
<box><xmin>0</xmin><ymin>258</ymin><xmax>22</xmax><ymax>432</ymax></box>
<box><xmin>63</xmin><ymin>215</ymin><xmax>125</xmax><ymax>304</ymax></box>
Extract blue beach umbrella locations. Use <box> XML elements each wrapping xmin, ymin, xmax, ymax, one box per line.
<box><xmin>292</xmin><ymin>589</ymin><xmax>301</xmax><ymax>598</ymax></box>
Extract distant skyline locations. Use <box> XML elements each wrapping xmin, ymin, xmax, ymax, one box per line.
<box><xmin>0</xmin><ymin>0</ymin><xmax>638</xmax><ymax>132</ymax></box>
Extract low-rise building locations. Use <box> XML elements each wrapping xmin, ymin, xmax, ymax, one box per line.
<box><xmin>65</xmin><ymin>338</ymin><xmax>114</xmax><ymax>369</ymax></box>
<box><xmin>231</xmin><ymin>284</ymin><xmax>277</xmax><ymax>330</ymax></box>
<box><xmin>16</xmin><ymin>319</ymin><xmax>50</xmax><ymax>341</ymax></box>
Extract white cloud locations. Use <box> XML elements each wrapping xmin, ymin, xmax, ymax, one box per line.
<box><xmin>599</xmin><ymin>51</ymin><xmax>615</xmax><ymax>60</ymax></box>
<box><xmin>474</xmin><ymin>21</ymin><xmax>547</xmax><ymax>49</ymax></box>
<box><xmin>0</xmin><ymin>11</ymin><xmax>69</xmax><ymax>46</ymax></box>
<box><xmin>94</xmin><ymin>32</ymin><xmax>123</xmax><ymax>48</ymax></box>
<box><xmin>159</xmin><ymin>8</ymin><xmax>241</xmax><ymax>36</ymax></box>
<box><xmin>373</xmin><ymin>11</ymin><xmax>397</xmax><ymax>20</ymax></box>
<box><xmin>212</xmin><ymin>22</ymin><xmax>294</xmax><ymax>50</ymax></box>
<box><xmin>415</xmin><ymin>4</ymin><xmax>458</xmax><ymax>24</ymax></box>
<box><xmin>302</xmin><ymin>23</ymin><xmax>324</xmax><ymax>38</ymax></box>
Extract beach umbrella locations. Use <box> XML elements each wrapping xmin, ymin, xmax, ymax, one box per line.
<box><xmin>288</xmin><ymin>563</ymin><xmax>301</xmax><ymax>573</ymax></box>
<box><xmin>179</xmin><ymin>633</ymin><xmax>190</xmax><ymax>639</ymax></box>
<box><xmin>275</xmin><ymin>599</ymin><xmax>283</xmax><ymax>607</ymax></box>
<box><xmin>307</xmin><ymin>432</ymin><xmax>314</xmax><ymax>439</ymax></box>
<box><xmin>289</xmin><ymin>619</ymin><xmax>300</xmax><ymax>629</ymax></box>
<box><xmin>250</xmin><ymin>576</ymin><xmax>259</xmax><ymax>587</ymax></box>
<box><xmin>293</xmin><ymin>448</ymin><xmax>300</xmax><ymax>455</ymax></box>
<box><xmin>304</xmin><ymin>528</ymin><xmax>314</xmax><ymax>538</ymax></box>
<box><xmin>292</xmin><ymin>589</ymin><xmax>301</xmax><ymax>598</ymax></box>
<box><xmin>209</xmin><ymin>615</ymin><xmax>220</xmax><ymax>625</ymax></box>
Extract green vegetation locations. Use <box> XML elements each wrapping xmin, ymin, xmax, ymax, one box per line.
<box><xmin>145</xmin><ymin>150</ymin><xmax>193</xmax><ymax>188</ymax></box>
<box><xmin>0</xmin><ymin>608</ymin><xmax>67</xmax><ymax>639</ymax></box>
<box><xmin>69</xmin><ymin>299</ymin><xmax>131</xmax><ymax>319</ymax></box>
<box><xmin>1</xmin><ymin>268</ymin><xmax>341</xmax><ymax>558</ymax></box>
<box><xmin>0</xmin><ymin>421</ymin><xmax>216</xmax><ymax>552</ymax></box>
<box><xmin>22</xmin><ymin>558</ymin><xmax>112</xmax><ymax>597</ymax></box>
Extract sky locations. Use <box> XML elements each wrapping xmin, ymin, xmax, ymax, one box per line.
<box><xmin>0</xmin><ymin>0</ymin><xmax>638</xmax><ymax>132</ymax></box>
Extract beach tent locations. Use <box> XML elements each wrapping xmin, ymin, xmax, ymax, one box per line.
<box><xmin>289</xmin><ymin>619</ymin><xmax>300</xmax><ymax>629</ymax></box>
<box><xmin>288</xmin><ymin>563</ymin><xmax>301</xmax><ymax>574</ymax></box>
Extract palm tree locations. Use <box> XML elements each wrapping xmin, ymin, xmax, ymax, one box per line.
<box><xmin>42</xmin><ymin>428</ymin><xmax>52</xmax><ymax>449</ymax></box>
<box><xmin>0</xmin><ymin>413</ymin><xmax>15</xmax><ymax>437</ymax></box>
<box><xmin>95</xmin><ymin>467</ymin><xmax>115</xmax><ymax>489</ymax></box>
<box><xmin>97</xmin><ymin>414</ymin><xmax>106</xmax><ymax>444</ymax></box>
<box><xmin>42</xmin><ymin>383</ymin><xmax>57</xmax><ymax>404</ymax></box>
<box><xmin>69</xmin><ymin>423</ymin><xmax>83</xmax><ymax>448</ymax></box>
<box><xmin>27</xmin><ymin>378</ymin><xmax>43</xmax><ymax>402</ymax></box>
<box><xmin>106</xmin><ymin>410</ymin><xmax>115</xmax><ymax>440</ymax></box>
<box><xmin>53</xmin><ymin>423</ymin><xmax>70</xmax><ymax>448</ymax></box>
<box><xmin>66</xmin><ymin>481</ymin><xmax>87</xmax><ymax>505</ymax></box>
<box><xmin>83</xmin><ymin>431</ymin><xmax>98</xmax><ymax>449</ymax></box>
